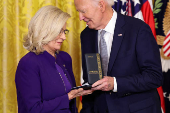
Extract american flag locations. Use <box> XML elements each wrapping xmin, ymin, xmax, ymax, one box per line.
<box><xmin>113</xmin><ymin>0</ymin><xmax>156</xmax><ymax>38</ymax></box>
<box><xmin>112</xmin><ymin>0</ymin><xmax>165</xmax><ymax>113</ymax></box>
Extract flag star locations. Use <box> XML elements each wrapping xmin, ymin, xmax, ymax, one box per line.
<box><xmin>120</xmin><ymin>0</ymin><xmax>126</xmax><ymax>6</ymax></box>
<box><xmin>167</xmin><ymin>94</ymin><xmax>170</xmax><ymax>101</ymax></box>
<box><xmin>121</xmin><ymin>9</ymin><xmax>126</xmax><ymax>15</ymax></box>
<box><xmin>132</xmin><ymin>0</ymin><xmax>140</xmax><ymax>6</ymax></box>
<box><xmin>163</xmin><ymin>92</ymin><xmax>167</xmax><ymax>97</ymax></box>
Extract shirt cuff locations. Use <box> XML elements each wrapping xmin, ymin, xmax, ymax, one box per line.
<box><xmin>113</xmin><ymin>77</ymin><xmax>117</xmax><ymax>92</ymax></box>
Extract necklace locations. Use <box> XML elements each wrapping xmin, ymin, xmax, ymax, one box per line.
<box><xmin>55</xmin><ymin>62</ymin><xmax>72</xmax><ymax>93</ymax></box>
<box><xmin>58</xmin><ymin>71</ymin><xmax>66</xmax><ymax>93</ymax></box>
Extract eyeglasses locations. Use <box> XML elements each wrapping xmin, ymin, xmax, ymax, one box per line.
<box><xmin>59</xmin><ymin>29</ymin><xmax>69</xmax><ymax>35</ymax></box>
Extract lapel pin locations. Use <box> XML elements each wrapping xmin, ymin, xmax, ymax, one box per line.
<box><xmin>118</xmin><ymin>34</ymin><xmax>122</xmax><ymax>36</ymax></box>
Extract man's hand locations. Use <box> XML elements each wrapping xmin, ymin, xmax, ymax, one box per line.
<box><xmin>92</xmin><ymin>76</ymin><xmax>114</xmax><ymax>91</ymax></box>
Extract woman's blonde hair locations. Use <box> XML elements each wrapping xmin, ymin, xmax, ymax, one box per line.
<box><xmin>23</xmin><ymin>5</ymin><xmax>71</xmax><ymax>54</ymax></box>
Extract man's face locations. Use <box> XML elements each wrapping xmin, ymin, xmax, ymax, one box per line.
<box><xmin>74</xmin><ymin>0</ymin><xmax>104</xmax><ymax>30</ymax></box>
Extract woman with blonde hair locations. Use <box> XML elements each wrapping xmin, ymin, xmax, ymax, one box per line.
<box><xmin>15</xmin><ymin>5</ymin><xmax>82</xmax><ymax>113</ymax></box>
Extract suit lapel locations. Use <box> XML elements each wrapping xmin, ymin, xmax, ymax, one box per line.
<box><xmin>95</xmin><ymin>32</ymin><xmax>99</xmax><ymax>52</ymax></box>
<box><xmin>108</xmin><ymin>13</ymin><xmax>125</xmax><ymax>75</ymax></box>
<box><xmin>90</xmin><ymin>28</ymin><xmax>98</xmax><ymax>53</ymax></box>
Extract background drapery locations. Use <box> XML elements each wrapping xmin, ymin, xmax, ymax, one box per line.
<box><xmin>0</xmin><ymin>0</ymin><xmax>86</xmax><ymax>112</ymax></box>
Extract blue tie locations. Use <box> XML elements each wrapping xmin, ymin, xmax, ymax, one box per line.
<box><xmin>99</xmin><ymin>30</ymin><xmax>108</xmax><ymax>76</ymax></box>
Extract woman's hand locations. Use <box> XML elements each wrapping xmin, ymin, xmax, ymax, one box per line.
<box><xmin>68</xmin><ymin>88</ymin><xmax>83</xmax><ymax>100</ymax></box>
<box><xmin>68</xmin><ymin>88</ymin><xmax>94</xmax><ymax>100</ymax></box>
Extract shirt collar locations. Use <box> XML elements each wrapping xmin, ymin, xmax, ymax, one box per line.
<box><xmin>99</xmin><ymin>9</ymin><xmax>117</xmax><ymax>34</ymax></box>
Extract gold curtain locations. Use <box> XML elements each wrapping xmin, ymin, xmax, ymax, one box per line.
<box><xmin>0</xmin><ymin>0</ymin><xmax>86</xmax><ymax>112</ymax></box>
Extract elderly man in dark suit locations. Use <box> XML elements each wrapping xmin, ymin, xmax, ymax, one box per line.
<box><xmin>74</xmin><ymin>0</ymin><xmax>163</xmax><ymax>113</ymax></box>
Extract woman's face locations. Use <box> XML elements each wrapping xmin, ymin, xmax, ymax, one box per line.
<box><xmin>43</xmin><ymin>23</ymin><xmax>68</xmax><ymax>55</ymax></box>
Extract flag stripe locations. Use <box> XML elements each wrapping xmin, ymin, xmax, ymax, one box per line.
<box><xmin>163</xmin><ymin>33</ymin><xmax>170</xmax><ymax>45</ymax></box>
<box><xmin>163</xmin><ymin>40</ymin><xmax>170</xmax><ymax>51</ymax></box>
<box><xmin>157</xmin><ymin>86</ymin><xmax>166</xmax><ymax>113</ymax></box>
<box><xmin>141</xmin><ymin>0</ymin><xmax>156</xmax><ymax>39</ymax></box>
<box><xmin>164</xmin><ymin>46</ymin><xmax>170</xmax><ymax>56</ymax></box>
<box><xmin>163</xmin><ymin>33</ymin><xmax>170</xmax><ymax>57</ymax></box>
<box><xmin>163</xmin><ymin>29</ymin><xmax>170</xmax><ymax>57</ymax></box>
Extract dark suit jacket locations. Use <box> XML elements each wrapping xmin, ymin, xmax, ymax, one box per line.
<box><xmin>15</xmin><ymin>51</ymin><xmax>77</xmax><ymax>113</ymax></box>
<box><xmin>80</xmin><ymin>13</ymin><xmax>163</xmax><ymax>113</ymax></box>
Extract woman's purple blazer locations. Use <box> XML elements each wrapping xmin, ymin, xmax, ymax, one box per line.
<box><xmin>15</xmin><ymin>51</ymin><xmax>77</xmax><ymax>113</ymax></box>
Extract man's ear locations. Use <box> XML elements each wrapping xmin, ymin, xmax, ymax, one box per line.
<box><xmin>99</xmin><ymin>0</ymin><xmax>106</xmax><ymax>12</ymax></box>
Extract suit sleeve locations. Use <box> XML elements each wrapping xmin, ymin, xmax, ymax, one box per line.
<box><xmin>116</xmin><ymin>23</ymin><xmax>163</xmax><ymax>96</ymax></box>
<box><xmin>15</xmin><ymin>56</ymin><xmax>69</xmax><ymax>113</ymax></box>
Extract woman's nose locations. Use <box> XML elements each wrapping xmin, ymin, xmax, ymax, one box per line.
<box><xmin>60</xmin><ymin>32</ymin><xmax>66</xmax><ymax>40</ymax></box>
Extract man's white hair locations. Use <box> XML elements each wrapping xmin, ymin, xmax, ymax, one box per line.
<box><xmin>105</xmin><ymin>0</ymin><xmax>114</xmax><ymax>6</ymax></box>
<box><xmin>93</xmin><ymin>0</ymin><xmax>114</xmax><ymax>6</ymax></box>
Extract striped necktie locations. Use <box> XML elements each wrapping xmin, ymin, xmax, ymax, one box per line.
<box><xmin>99</xmin><ymin>30</ymin><xmax>108</xmax><ymax>76</ymax></box>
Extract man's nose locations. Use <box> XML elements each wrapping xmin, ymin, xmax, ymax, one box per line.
<box><xmin>79</xmin><ymin>12</ymin><xmax>84</xmax><ymax>21</ymax></box>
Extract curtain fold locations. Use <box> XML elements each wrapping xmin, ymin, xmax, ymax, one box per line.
<box><xmin>0</xmin><ymin>0</ymin><xmax>85</xmax><ymax>112</ymax></box>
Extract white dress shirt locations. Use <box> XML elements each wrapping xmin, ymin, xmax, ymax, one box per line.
<box><xmin>98</xmin><ymin>9</ymin><xmax>117</xmax><ymax>92</ymax></box>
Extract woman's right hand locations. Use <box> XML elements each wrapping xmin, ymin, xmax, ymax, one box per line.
<box><xmin>68</xmin><ymin>88</ymin><xmax>94</xmax><ymax>100</ymax></box>
<box><xmin>68</xmin><ymin>88</ymin><xmax>83</xmax><ymax>100</ymax></box>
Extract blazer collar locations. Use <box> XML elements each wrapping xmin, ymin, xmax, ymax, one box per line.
<box><xmin>56</xmin><ymin>52</ymin><xmax>74</xmax><ymax>86</ymax></box>
<box><xmin>41</xmin><ymin>51</ymin><xmax>74</xmax><ymax>85</ymax></box>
